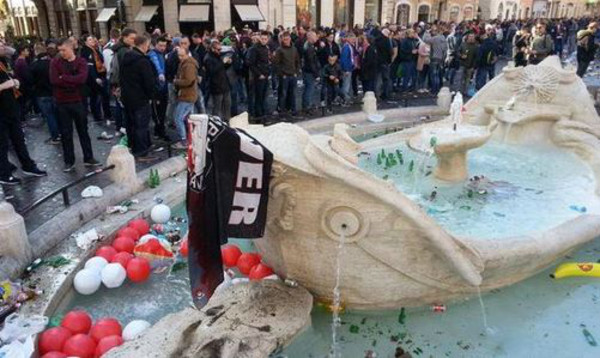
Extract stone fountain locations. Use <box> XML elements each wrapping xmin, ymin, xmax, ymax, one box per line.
<box><xmin>191</xmin><ymin>56</ymin><xmax>600</xmax><ymax>310</ymax></box>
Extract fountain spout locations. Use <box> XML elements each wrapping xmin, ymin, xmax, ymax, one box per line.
<box><xmin>450</xmin><ymin>92</ymin><xmax>463</xmax><ymax>131</ymax></box>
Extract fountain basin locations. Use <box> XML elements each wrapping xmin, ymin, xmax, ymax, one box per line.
<box><xmin>232</xmin><ymin>57</ymin><xmax>600</xmax><ymax>310</ymax></box>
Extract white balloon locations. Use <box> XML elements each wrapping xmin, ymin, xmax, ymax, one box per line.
<box><xmin>84</xmin><ymin>256</ymin><xmax>108</xmax><ymax>274</ymax></box>
<box><xmin>101</xmin><ymin>263</ymin><xmax>127</xmax><ymax>288</ymax></box>
<box><xmin>122</xmin><ymin>320</ymin><xmax>151</xmax><ymax>341</ymax></box>
<box><xmin>150</xmin><ymin>204</ymin><xmax>171</xmax><ymax>224</ymax></box>
<box><xmin>74</xmin><ymin>269</ymin><xmax>102</xmax><ymax>295</ymax></box>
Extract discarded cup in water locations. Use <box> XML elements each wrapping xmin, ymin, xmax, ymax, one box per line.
<box><xmin>569</xmin><ymin>205</ymin><xmax>587</xmax><ymax>213</ymax></box>
<box><xmin>431</xmin><ymin>304</ymin><xmax>446</xmax><ymax>313</ymax></box>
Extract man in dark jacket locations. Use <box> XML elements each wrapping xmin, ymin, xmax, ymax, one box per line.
<box><xmin>248</xmin><ymin>31</ymin><xmax>271</xmax><ymax>120</ymax></box>
<box><xmin>273</xmin><ymin>31</ymin><xmax>301</xmax><ymax>117</ymax></box>
<box><xmin>204</xmin><ymin>40</ymin><xmax>232</xmax><ymax>121</ymax></box>
<box><xmin>120</xmin><ymin>35</ymin><xmax>158</xmax><ymax>161</ymax></box>
<box><xmin>475</xmin><ymin>27</ymin><xmax>498</xmax><ymax>90</ymax></box>
<box><xmin>375</xmin><ymin>28</ymin><xmax>396</xmax><ymax>100</ymax></box>
<box><xmin>398</xmin><ymin>29</ymin><xmax>418</xmax><ymax>92</ymax></box>
<box><xmin>109</xmin><ymin>28</ymin><xmax>137</xmax><ymax>134</ymax></box>
<box><xmin>50</xmin><ymin>38</ymin><xmax>100</xmax><ymax>172</ymax></box>
<box><xmin>31</xmin><ymin>42</ymin><xmax>60</xmax><ymax>143</ymax></box>
<box><xmin>361</xmin><ymin>37</ymin><xmax>379</xmax><ymax>93</ymax></box>
<box><xmin>0</xmin><ymin>44</ymin><xmax>46</xmax><ymax>185</ymax></box>
<box><xmin>302</xmin><ymin>31</ymin><xmax>320</xmax><ymax>115</ymax></box>
<box><xmin>80</xmin><ymin>35</ymin><xmax>111</xmax><ymax>123</ymax></box>
<box><xmin>576</xmin><ymin>22</ymin><xmax>598</xmax><ymax>77</ymax></box>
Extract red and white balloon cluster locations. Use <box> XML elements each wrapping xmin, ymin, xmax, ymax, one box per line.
<box><xmin>221</xmin><ymin>244</ymin><xmax>274</xmax><ymax>280</ymax></box>
<box><xmin>74</xmin><ymin>219</ymin><xmax>153</xmax><ymax>295</ymax></box>
<box><xmin>38</xmin><ymin>310</ymin><xmax>151</xmax><ymax>358</ymax></box>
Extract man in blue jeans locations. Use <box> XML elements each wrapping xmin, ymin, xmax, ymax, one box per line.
<box><xmin>273</xmin><ymin>31</ymin><xmax>300</xmax><ymax>119</ymax></box>
<box><xmin>301</xmin><ymin>31</ymin><xmax>320</xmax><ymax>115</ymax></box>
<box><xmin>31</xmin><ymin>42</ymin><xmax>60</xmax><ymax>144</ymax></box>
<box><xmin>340</xmin><ymin>33</ymin><xmax>356</xmax><ymax>105</ymax></box>
<box><xmin>475</xmin><ymin>26</ymin><xmax>497</xmax><ymax>91</ymax></box>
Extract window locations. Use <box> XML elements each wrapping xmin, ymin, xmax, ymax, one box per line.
<box><xmin>297</xmin><ymin>0</ymin><xmax>318</xmax><ymax>27</ymax></box>
<box><xmin>449</xmin><ymin>5</ymin><xmax>460</xmax><ymax>22</ymax></box>
<box><xmin>418</xmin><ymin>5</ymin><xmax>430</xmax><ymax>23</ymax></box>
<box><xmin>365</xmin><ymin>0</ymin><xmax>381</xmax><ymax>25</ymax></box>
<box><xmin>397</xmin><ymin>4</ymin><xmax>410</xmax><ymax>26</ymax></box>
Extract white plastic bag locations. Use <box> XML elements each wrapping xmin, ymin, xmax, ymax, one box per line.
<box><xmin>0</xmin><ymin>313</ymin><xmax>47</xmax><ymax>343</ymax></box>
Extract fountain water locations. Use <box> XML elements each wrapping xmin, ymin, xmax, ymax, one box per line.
<box><xmin>330</xmin><ymin>232</ymin><xmax>346</xmax><ymax>358</ymax></box>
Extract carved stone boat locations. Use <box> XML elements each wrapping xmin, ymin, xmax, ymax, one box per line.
<box><xmin>198</xmin><ymin>57</ymin><xmax>600</xmax><ymax>310</ymax></box>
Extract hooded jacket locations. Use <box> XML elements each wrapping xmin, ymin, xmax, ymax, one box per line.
<box><xmin>173</xmin><ymin>56</ymin><xmax>199</xmax><ymax>103</ymax></box>
<box><xmin>203</xmin><ymin>50</ymin><xmax>231</xmax><ymax>95</ymax></box>
<box><xmin>30</xmin><ymin>53</ymin><xmax>53</xmax><ymax>97</ymax></box>
<box><xmin>120</xmin><ymin>47</ymin><xmax>158</xmax><ymax>109</ymax></box>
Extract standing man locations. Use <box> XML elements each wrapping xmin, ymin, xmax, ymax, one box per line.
<box><xmin>576</xmin><ymin>22</ymin><xmax>598</xmax><ymax>78</ymax></box>
<box><xmin>203</xmin><ymin>40</ymin><xmax>232</xmax><ymax>121</ymax></box>
<box><xmin>475</xmin><ymin>26</ymin><xmax>498</xmax><ymax>91</ymax></box>
<box><xmin>50</xmin><ymin>38</ymin><xmax>100</xmax><ymax>172</ymax></box>
<box><xmin>301</xmin><ymin>31</ymin><xmax>320</xmax><ymax>115</ymax></box>
<box><xmin>109</xmin><ymin>28</ymin><xmax>137</xmax><ymax>135</ymax></box>
<box><xmin>273</xmin><ymin>31</ymin><xmax>301</xmax><ymax>118</ymax></box>
<box><xmin>425</xmin><ymin>27</ymin><xmax>448</xmax><ymax>95</ymax></box>
<box><xmin>455</xmin><ymin>33</ymin><xmax>479</xmax><ymax>96</ymax></box>
<box><xmin>248</xmin><ymin>31</ymin><xmax>271</xmax><ymax>121</ymax></box>
<box><xmin>528</xmin><ymin>23</ymin><xmax>554</xmax><ymax>65</ymax></box>
<box><xmin>340</xmin><ymin>33</ymin><xmax>356</xmax><ymax>105</ymax></box>
<box><xmin>375</xmin><ymin>28</ymin><xmax>396</xmax><ymax>101</ymax></box>
<box><xmin>0</xmin><ymin>44</ymin><xmax>47</xmax><ymax>185</ymax></box>
<box><xmin>148</xmin><ymin>36</ymin><xmax>169</xmax><ymax>141</ymax></box>
<box><xmin>172</xmin><ymin>47</ymin><xmax>199</xmax><ymax>149</ymax></box>
<box><xmin>120</xmin><ymin>35</ymin><xmax>158</xmax><ymax>161</ymax></box>
<box><xmin>81</xmin><ymin>35</ymin><xmax>111</xmax><ymax>123</ymax></box>
<box><xmin>31</xmin><ymin>42</ymin><xmax>60</xmax><ymax>144</ymax></box>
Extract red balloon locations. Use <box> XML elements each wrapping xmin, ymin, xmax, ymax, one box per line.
<box><xmin>221</xmin><ymin>245</ymin><xmax>242</xmax><ymax>267</ymax></box>
<box><xmin>63</xmin><ymin>334</ymin><xmax>96</xmax><ymax>358</ymax></box>
<box><xmin>90</xmin><ymin>318</ymin><xmax>122</xmax><ymax>343</ymax></box>
<box><xmin>126</xmin><ymin>257</ymin><xmax>151</xmax><ymax>282</ymax></box>
<box><xmin>38</xmin><ymin>327</ymin><xmax>72</xmax><ymax>355</ymax></box>
<box><xmin>94</xmin><ymin>335</ymin><xmax>124</xmax><ymax>358</ymax></box>
<box><xmin>61</xmin><ymin>310</ymin><xmax>92</xmax><ymax>335</ymax></box>
<box><xmin>116</xmin><ymin>227</ymin><xmax>140</xmax><ymax>241</ymax></box>
<box><xmin>41</xmin><ymin>352</ymin><xmax>67</xmax><ymax>358</ymax></box>
<box><xmin>249</xmin><ymin>263</ymin><xmax>274</xmax><ymax>280</ymax></box>
<box><xmin>95</xmin><ymin>246</ymin><xmax>118</xmax><ymax>262</ymax></box>
<box><xmin>111</xmin><ymin>252</ymin><xmax>133</xmax><ymax>269</ymax></box>
<box><xmin>128</xmin><ymin>219</ymin><xmax>150</xmax><ymax>236</ymax></box>
<box><xmin>112</xmin><ymin>236</ymin><xmax>135</xmax><ymax>253</ymax></box>
<box><xmin>180</xmin><ymin>239</ymin><xmax>189</xmax><ymax>257</ymax></box>
<box><xmin>236</xmin><ymin>253</ymin><xmax>261</xmax><ymax>275</ymax></box>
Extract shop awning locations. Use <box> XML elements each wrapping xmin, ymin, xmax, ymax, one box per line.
<box><xmin>95</xmin><ymin>7</ymin><xmax>116</xmax><ymax>22</ymax></box>
<box><xmin>135</xmin><ymin>5</ymin><xmax>158</xmax><ymax>22</ymax></box>
<box><xmin>233</xmin><ymin>4</ymin><xmax>265</xmax><ymax>22</ymax></box>
<box><xmin>179</xmin><ymin>4</ymin><xmax>210</xmax><ymax>22</ymax></box>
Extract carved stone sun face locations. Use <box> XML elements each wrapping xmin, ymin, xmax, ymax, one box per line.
<box><xmin>512</xmin><ymin>65</ymin><xmax>560</xmax><ymax>103</ymax></box>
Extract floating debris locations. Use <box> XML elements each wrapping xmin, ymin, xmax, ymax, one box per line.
<box><xmin>569</xmin><ymin>205</ymin><xmax>587</xmax><ymax>213</ymax></box>
<box><xmin>42</xmin><ymin>256</ymin><xmax>71</xmax><ymax>268</ymax></box>
<box><xmin>583</xmin><ymin>328</ymin><xmax>597</xmax><ymax>346</ymax></box>
<box><xmin>350</xmin><ymin>324</ymin><xmax>360</xmax><ymax>334</ymax></box>
<box><xmin>398</xmin><ymin>307</ymin><xmax>407</xmax><ymax>324</ymax></box>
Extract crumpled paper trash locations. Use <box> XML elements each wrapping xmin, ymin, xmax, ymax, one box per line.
<box><xmin>81</xmin><ymin>186</ymin><xmax>103</xmax><ymax>198</ymax></box>
<box><xmin>74</xmin><ymin>228</ymin><xmax>100</xmax><ymax>250</ymax></box>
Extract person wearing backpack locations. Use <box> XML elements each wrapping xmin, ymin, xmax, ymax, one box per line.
<box><xmin>528</xmin><ymin>23</ymin><xmax>553</xmax><ymax>65</ymax></box>
<box><xmin>109</xmin><ymin>28</ymin><xmax>137</xmax><ymax>135</ymax></box>
<box><xmin>475</xmin><ymin>25</ymin><xmax>498</xmax><ymax>91</ymax></box>
<box><xmin>576</xmin><ymin>22</ymin><xmax>598</xmax><ymax>78</ymax></box>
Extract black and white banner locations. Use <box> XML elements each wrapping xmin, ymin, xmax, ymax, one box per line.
<box><xmin>186</xmin><ymin>115</ymin><xmax>273</xmax><ymax>307</ymax></box>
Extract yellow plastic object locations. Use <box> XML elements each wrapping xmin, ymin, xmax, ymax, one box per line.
<box><xmin>551</xmin><ymin>262</ymin><xmax>600</xmax><ymax>279</ymax></box>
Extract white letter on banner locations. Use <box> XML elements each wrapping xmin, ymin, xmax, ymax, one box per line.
<box><xmin>236</xmin><ymin>162</ymin><xmax>263</xmax><ymax>189</ymax></box>
<box><xmin>239</xmin><ymin>131</ymin><xmax>263</xmax><ymax>160</ymax></box>
<box><xmin>229</xmin><ymin>192</ymin><xmax>261</xmax><ymax>225</ymax></box>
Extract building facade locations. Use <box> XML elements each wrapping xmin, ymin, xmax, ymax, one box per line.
<box><xmin>3</xmin><ymin>0</ymin><xmax>595</xmax><ymax>39</ymax></box>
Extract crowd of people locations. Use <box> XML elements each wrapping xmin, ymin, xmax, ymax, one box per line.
<box><xmin>1</xmin><ymin>16</ymin><xmax>599</xmax><ymax>186</ymax></box>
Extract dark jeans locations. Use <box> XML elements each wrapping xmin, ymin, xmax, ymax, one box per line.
<box><xmin>211</xmin><ymin>93</ymin><xmax>232</xmax><ymax>122</ymax></box>
<box><xmin>378</xmin><ymin>63</ymin><xmax>392</xmax><ymax>99</ymax></box>
<box><xmin>475</xmin><ymin>64</ymin><xmax>495</xmax><ymax>90</ymax></box>
<box><xmin>57</xmin><ymin>102</ymin><xmax>94</xmax><ymax>165</ymax></box>
<box><xmin>429</xmin><ymin>60</ymin><xmax>443</xmax><ymax>94</ymax></box>
<box><xmin>577</xmin><ymin>59</ymin><xmax>591</xmax><ymax>77</ymax></box>
<box><xmin>302</xmin><ymin>72</ymin><xmax>316</xmax><ymax>110</ymax></box>
<box><xmin>37</xmin><ymin>96</ymin><xmax>59</xmax><ymax>139</ymax></box>
<box><xmin>152</xmin><ymin>91</ymin><xmax>168</xmax><ymax>138</ymax></box>
<box><xmin>0</xmin><ymin>117</ymin><xmax>36</xmax><ymax>178</ymax></box>
<box><xmin>253</xmin><ymin>78</ymin><xmax>268</xmax><ymax>117</ymax></box>
<box><xmin>278</xmin><ymin>75</ymin><xmax>297</xmax><ymax>115</ymax></box>
<box><xmin>326</xmin><ymin>82</ymin><xmax>340</xmax><ymax>105</ymax></box>
<box><xmin>400</xmin><ymin>62</ymin><xmax>417</xmax><ymax>91</ymax></box>
<box><xmin>89</xmin><ymin>78</ymin><xmax>112</xmax><ymax>121</ymax></box>
<box><xmin>362</xmin><ymin>79</ymin><xmax>375</xmax><ymax>93</ymax></box>
<box><xmin>125</xmin><ymin>103</ymin><xmax>152</xmax><ymax>157</ymax></box>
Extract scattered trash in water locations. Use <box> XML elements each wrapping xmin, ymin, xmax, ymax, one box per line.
<box><xmin>432</xmin><ymin>304</ymin><xmax>447</xmax><ymax>313</ymax></box>
<box><xmin>398</xmin><ymin>307</ymin><xmax>407</xmax><ymax>324</ymax></box>
<box><xmin>583</xmin><ymin>328</ymin><xmax>597</xmax><ymax>346</ymax></box>
<box><xmin>569</xmin><ymin>205</ymin><xmax>587</xmax><ymax>213</ymax></box>
<box><xmin>493</xmin><ymin>212</ymin><xmax>506</xmax><ymax>217</ymax></box>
